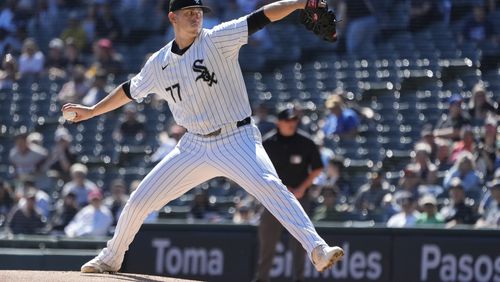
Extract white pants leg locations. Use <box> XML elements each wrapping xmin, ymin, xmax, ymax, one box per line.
<box><xmin>206</xmin><ymin>125</ymin><xmax>326</xmax><ymax>256</ymax></box>
<box><xmin>97</xmin><ymin>133</ymin><xmax>217</xmax><ymax>269</ymax></box>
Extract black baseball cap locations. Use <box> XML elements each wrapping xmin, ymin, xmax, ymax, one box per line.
<box><xmin>169</xmin><ymin>0</ymin><xmax>212</xmax><ymax>13</ymax></box>
<box><xmin>277</xmin><ymin>108</ymin><xmax>298</xmax><ymax>120</ymax></box>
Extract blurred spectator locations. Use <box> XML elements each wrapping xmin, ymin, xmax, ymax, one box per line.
<box><xmin>322</xmin><ymin>94</ymin><xmax>359</xmax><ymax>139</ymax></box>
<box><xmin>17</xmin><ymin>181</ymin><xmax>51</xmax><ymax>218</ymax></box>
<box><xmin>435</xmin><ymin>138</ymin><xmax>452</xmax><ymax>172</ymax></box>
<box><xmin>440</xmin><ymin>178</ymin><xmax>479</xmax><ymax>227</ymax></box>
<box><xmin>313</xmin><ymin>186</ymin><xmax>344</xmax><ymax>222</ymax></box>
<box><xmin>416</xmin><ymin>194</ymin><xmax>444</xmax><ymax>225</ymax></box>
<box><xmin>0</xmin><ymin>180</ymin><xmax>14</xmax><ymax>223</ymax></box>
<box><xmin>64</xmin><ymin>189</ymin><xmax>113</xmax><ymax>237</ymax></box>
<box><xmin>0</xmin><ymin>1</ymin><xmax>18</xmax><ymax>34</ymax></box>
<box><xmin>82</xmin><ymin>68</ymin><xmax>108</xmax><ymax>106</ymax></box>
<box><xmin>434</xmin><ymin>94</ymin><xmax>471</xmax><ymax>141</ymax></box>
<box><xmin>103</xmin><ymin>179</ymin><xmax>129</xmax><ymax>225</ymax></box>
<box><xmin>450</xmin><ymin>126</ymin><xmax>476</xmax><ymax>162</ymax></box>
<box><xmin>15</xmin><ymin>0</ymin><xmax>35</xmax><ymax>22</ymax></box>
<box><xmin>95</xmin><ymin>4</ymin><xmax>122</xmax><ymax>41</ymax></box>
<box><xmin>354</xmin><ymin>168</ymin><xmax>390</xmax><ymax>215</ymax></box>
<box><xmin>18</xmin><ymin>38</ymin><xmax>45</xmax><ymax>78</ymax></box>
<box><xmin>0</xmin><ymin>27</ymin><xmax>20</xmax><ymax>59</ymax></box>
<box><xmin>313</xmin><ymin>134</ymin><xmax>335</xmax><ymax>169</ymax></box>
<box><xmin>409</xmin><ymin>0</ymin><xmax>442</xmax><ymax>32</ymax></box>
<box><xmin>232</xmin><ymin>202</ymin><xmax>257</xmax><ymax>224</ymax></box>
<box><xmin>460</xmin><ymin>4</ymin><xmax>496</xmax><ymax>43</ymax></box>
<box><xmin>0</xmin><ymin>53</ymin><xmax>19</xmax><ymax>90</ymax></box>
<box><xmin>88</xmin><ymin>38</ymin><xmax>123</xmax><ymax>76</ymax></box>
<box><xmin>9</xmin><ymin>131</ymin><xmax>47</xmax><ymax>181</ymax></box>
<box><xmin>45</xmin><ymin>38</ymin><xmax>67</xmax><ymax>78</ymax></box>
<box><xmin>50</xmin><ymin>191</ymin><xmax>78</xmax><ymax>232</ymax></box>
<box><xmin>57</xmin><ymin>65</ymin><xmax>90</xmax><ymax>104</ymax></box>
<box><xmin>476</xmin><ymin>117</ymin><xmax>497</xmax><ymax>179</ymax></box>
<box><xmin>412</xmin><ymin>142</ymin><xmax>438</xmax><ymax>185</ymax></box>
<box><xmin>27</xmin><ymin>0</ymin><xmax>59</xmax><ymax>47</ymax></box>
<box><xmin>113</xmin><ymin>104</ymin><xmax>146</xmax><ymax>145</ymax></box>
<box><xmin>316</xmin><ymin>156</ymin><xmax>354</xmax><ymax>201</ymax></box>
<box><xmin>189</xmin><ymin>189</ymin><xmax>218</xmax><ymax>220</ymax></box>
<box><xmin>475</xmin><ymin>179</ymin><xmax>500</xmax><ymax>228</ymax></box>
<box><xmin>61</xmin><ymin>163</ymin><xmax>98</xmax><ymax>208</ymax></box>
<box><xmin>61</xmin><ymin>13</ymin><xmax>87</xmax><ymax>51</ymax></box>
<box><xmin>380</xmin><ymin>193</ymin><xmax>399</xmax><ymax>222</ymax></box>
<box><xmin>7</xmin><ymin>188</ymin><xmax>46</xmax><ymax>234</ymax></box>
<box><xmin>82</xmin><ymin>5</ymin><xmax>97</xmax><ymax>44</ymax></box>
<box><xmin>43</xmin><ymin>127</ymin><xmax>77</xmax><ymax>180</ymax></box>
<box><xmin>64</xmin><ymin>38</ymin><xmax>84</xmax><ymax>69</ymax></box>
<box><xmin>150</xmin><ymin>124</ymin><xmax>186</xmax><ymax>163</ymax></box>
<box><xmin>468</xmin><ymin>83</ymin><xmax>499</xmax><ymax>121</ymax></box>
<box><xmin>443</xmin><ymin>151</ymin><xmax>482</xmax><ymax>192</ymax></box>
<box><xmin>419</xmin><ymin>125</ymin><xmax>438</xmax><ymax>162</ymax></box>
<box><xmin>338</xmin><ymin>0</ymin><xmax>377</xmax><ymax>56</ymax></box>
<box><xmin>27</xmin><ymin>131</ymin><xmax>44</xmax><ymax>147</ymax></box>
<box><xmin>397</xmin><ymin>164</ymin><xmax>421</xmax><ymax>198</ymax></box>
<box><xmin>253</xmin><ymin>103</ymin><xmax>275</xmax><ymax>136</ymax></box>
<box><xmin>387</xmin><ymin>192</ymin><xmax>420</xmax><ymax>227</ymax></box>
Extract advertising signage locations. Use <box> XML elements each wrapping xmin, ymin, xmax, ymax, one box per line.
<box><xmin>393</xmin><ymin>237</ymin><xmax>500</xmax><ymax>282</ymax></box>
<box><xmin>123</xmin><ymin>224</ymin><xmax>500</xmax><ymax>282</ymax></box>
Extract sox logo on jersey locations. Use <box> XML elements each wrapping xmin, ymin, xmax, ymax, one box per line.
<box><xmin>193</xmin><ymin>59</ymin><xmax>217</xmax><ymax>86</ymax></box>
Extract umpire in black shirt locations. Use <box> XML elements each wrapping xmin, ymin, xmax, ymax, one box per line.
<box><xmin>254</xmin><ymin>106</ymin><xmax>324</xmax><ymax>282</ymax></box>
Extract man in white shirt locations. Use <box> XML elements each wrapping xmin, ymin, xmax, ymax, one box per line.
<box><xmin>9</xmin><ymin>132</ymin><xmax>47</xmax><ymax>181</ymax></box>
<box><xmin>18</xmin><ymin>38</ymin><xmax>44</xmax><ymax>77</ymax></box>
<box><xmin>387</xmin><ymin>192</ymin><xmax>420</xmax><ymax>228</ymax></box>
<box><xmin>65</xmin><ymin>189</ymin><xmax>113</xmax><ymax>237</ymax></box>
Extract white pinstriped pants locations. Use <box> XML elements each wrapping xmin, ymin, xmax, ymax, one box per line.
<box><xmin>97</xmin><ymin>123</ymin><xmax>326</xmax><ymax>269</ymax></box>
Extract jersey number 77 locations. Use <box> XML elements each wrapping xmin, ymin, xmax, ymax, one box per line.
<box><xmin>166</xmin><ymin>83</ymin><xmax>181</xmax><ymax>103</ymax></box>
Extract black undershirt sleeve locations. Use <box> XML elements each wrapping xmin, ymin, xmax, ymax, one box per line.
<box><xmin>122</xmin><ymin>80</ymin><xmax>133</xmax><ymax>101</ymax></box>
<box><xmin>247</xmin><ymin>8</ymin><xmax>271</xmax><ymax>36</ymax></box>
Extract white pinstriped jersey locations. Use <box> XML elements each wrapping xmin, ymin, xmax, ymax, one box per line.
<box><xmin>129</xmin><ymin>16</ymin><xmax>252</xmax><ymax>135</ymax></box>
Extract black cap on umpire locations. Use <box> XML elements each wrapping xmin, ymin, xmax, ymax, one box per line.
<box><xmin>277</xmin><ymin>107</ymin><xmax>299</xmax><ymax>120</ymax></box>
<box><xmin>169</xmin><ymin>0</ymin><xmax>212</xmax><ymax>13</ymax></box>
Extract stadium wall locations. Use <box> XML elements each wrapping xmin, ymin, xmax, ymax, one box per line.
<box><xmin>123</xmin><ymin>224</ymin><xmax>500</xmax><ymax>282</ymax></box>
<box><xmin>0</xmin><ymin>224</ymin><xmax>499</xmax><ymax>282</ymax></box>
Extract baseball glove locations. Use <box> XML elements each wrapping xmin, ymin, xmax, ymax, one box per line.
<box><xmin>300</xmin><ymin>0</ymin><xmax>338</xmax><ymax>42</ymax></box>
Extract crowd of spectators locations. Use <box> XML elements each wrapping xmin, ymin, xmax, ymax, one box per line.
<box><xmin>0</xmin><ymin>0</ymin><xmax>498</xmax><ymax>238</ymax></box>
<box><xmin>1</xmin><ymin>86</ymin><xmax>497</xmax><ymax>237</ymax></box>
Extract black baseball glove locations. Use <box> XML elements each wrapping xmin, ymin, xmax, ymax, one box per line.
<box><xmin>300</xmin><ymin>0</ymin><xmax>338</xmax><ymax>42</ymax></box>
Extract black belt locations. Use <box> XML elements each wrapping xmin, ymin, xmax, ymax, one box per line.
<box><xmin>197</xmin><ymin>117</ymin><xmax>251</xmax><ymax>137</ymax></box>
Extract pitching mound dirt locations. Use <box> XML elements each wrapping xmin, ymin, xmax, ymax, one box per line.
<box><xmin>0</xmin><ymin>271</ymin><xmax>203</xmax><ymax>282</ymax></box>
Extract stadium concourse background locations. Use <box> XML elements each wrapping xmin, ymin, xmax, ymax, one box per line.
<box><xmin>0</xmin><ymin>0</ymin><xmax>499</xmax><ymax>282</ymax></box>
